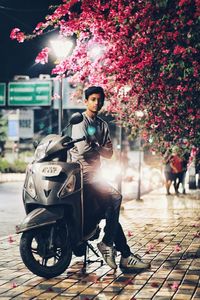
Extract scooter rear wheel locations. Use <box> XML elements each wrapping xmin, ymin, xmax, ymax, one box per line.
<box><xmin>20</xmin><ymin>224</ymin><xmax>72</xmax><ymax>278</ymax></box>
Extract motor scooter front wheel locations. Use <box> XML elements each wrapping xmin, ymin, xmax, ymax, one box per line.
<box><xmin>19</xmin><ymin>224</ymin><xmax>72</xmax><ymax>278</ymax></box>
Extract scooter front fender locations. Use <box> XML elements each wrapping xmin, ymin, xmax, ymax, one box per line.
<box><xmin>16</xmin><ymin>207</ymin><xmax>64</xmax><ymax>233</ymax></box>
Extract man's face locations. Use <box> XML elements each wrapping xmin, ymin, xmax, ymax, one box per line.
<box><xmin>85</xmin><ymin>93</ymin><xmax>103</xmax><ymax>113</ymax></box>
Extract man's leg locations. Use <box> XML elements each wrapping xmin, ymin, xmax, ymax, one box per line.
<box><xmin>96</xmin><ymin>182</ymin><xmax>122</xmax><ymax>269</ymax></box>
<box><xmin>102</xmin><ymin>187</ymin><xmax>122</xmax><ymax>246</ymax></box>
<box><xmin>114</xmin><ymin>223</ymin><xmax>131</xmax><ymax>257</ymax></box>
<box><xmin>96</xmin><ymin>182</ymin><xmax>150</xmax><ymax>270</ymax></box>
<box><xmin>164</xmin><ymin>172</ymin><xmax>171</xmax><ymax>195</ymax></box>
<box><xmin>114</xmin><ymin>222</ymin><xmax>151</xmax><ymax>270</ymax></box>
<box><xmin>88</xmin><ymin>180</ymin><xmax>122</xmax><ymax>245</ymax></box>
<box><xmin>182</xmin><ymin>171</ymin><xmax>186</xmax><ymax>194</ymax></box>
<box><xmin>173</xmin><ymin>174</ymin><xmax>179</xmax><ymax>194</ymax></box>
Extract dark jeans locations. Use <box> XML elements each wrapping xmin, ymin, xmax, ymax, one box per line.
<box><xmin>173</xmin><ymin>172</ymin><xmax>184</xmax><ymax>192</ymax></box>
<box><xmin>83</xmin><ymin>181</ymin><xmax>131</xmax><ymax>258</ymax></box>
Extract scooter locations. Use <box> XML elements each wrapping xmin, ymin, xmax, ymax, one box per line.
<box><xmin>16</xmin><ymin>112</ymin><xmax>102</xmax><ymax>278</ymax></box>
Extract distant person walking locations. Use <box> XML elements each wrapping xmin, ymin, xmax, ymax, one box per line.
<box><xmin>163</xmin><ymin>148</ymin><xmax>173</xmax><ymax>195</ymax></box>
<box><xmin>179</xmin><ymin>149</ymin><xmax>190</xmax><ymax>194</ymax></box>
<box><xmin>170</xmin><ymin>146</ymin><xmax>183</xmax><ymax>194</ymax></box>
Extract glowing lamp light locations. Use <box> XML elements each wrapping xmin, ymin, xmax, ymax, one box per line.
<box><xmin>50</xmin><ymin>38</ymin><xmax>74</xmax><ymax>60</ymax></box>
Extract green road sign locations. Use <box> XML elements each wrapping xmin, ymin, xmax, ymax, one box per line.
<box><xmin>0</xmin><ymin>83</ymin><xmax>6</xmax><ymax>106</ymax></box>
<box><xmin>8</xmin><ymin>81</ymin><xmax>52</xmax><ymax>106</ymax></box>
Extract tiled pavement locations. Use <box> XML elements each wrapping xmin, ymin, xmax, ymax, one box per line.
<box><xmin>0</xmin><ymin>187</ymin><xmax>200</xmax><ymax>300</ymax></box>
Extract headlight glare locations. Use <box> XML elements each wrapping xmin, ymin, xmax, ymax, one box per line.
<box><xmin>34</xmin><ymin>142</ymin><xmax>49</xmax><ymax>161</ymax></box>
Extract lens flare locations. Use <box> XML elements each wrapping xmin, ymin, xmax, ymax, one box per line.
<box><xmin>87</xmin><ymin>126</ymin><xmax>96</xmax><ymax>135</ymax></box>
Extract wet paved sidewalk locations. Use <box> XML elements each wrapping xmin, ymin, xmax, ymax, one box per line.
<box><xmin>0</xmin><ymin>187</ymin><xmax>199</xmax><ymax>300</ymax></box>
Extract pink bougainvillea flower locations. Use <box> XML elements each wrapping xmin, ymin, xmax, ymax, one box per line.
<box><xmin>162</xmin><ymin>49</ymin><xmax>170</xmax><ymax>54</ymax></box>
<box><xmin>178</xmin><ymin>0</ymin><xmax>190</xmax><ymax>7</ymax></box>
<box><xmin>187</xmin><ymin>20</ymin><xmax>193</xmax><ymax>26</ymax></box>
<box><xmin>10</xmin><ymin>28</ymin><xmax>25</xmax><ymax>42</ymax></box>
<box><xmin>8</xmin><ymin>236</ymin><xmax>14</xmax><ymax>243</ymax></box>
<box><xmin>9</xmin><ymin>0</ymin><xmax>200</xmax><ymax>152</ymax></box>
<box><xmin>146</xmin><ymin>243</ymin><xmax>156</xmax><ymax>253</ymax></box>
<box><xmin>10</xmin><ymin>28</ymin><xmax>20</xmax><ymax>39</ymax></box>
<box><xmin>174</xmin><ymin>243</ymin><xmax>182</xmax><ymax>252</ymax></box>
<box><xmin>35</xmin><ymin>47</ymin><xmax>50</xmax><ymax>64</ymax></box>
<box><xmin>192</xmin><ymin>223</ymin><xmax>199</xmax><ymax>227</ymax></box>
<box><xmin>173</xmin><ymin>45</ymin><xmax>186</xmax><ymax>55</ymax></box>
<box><xmin>151</xmin><ymin>282</ymin><xmax>159</xmax><ymax>288</ymax></box>
<box><xmin>127</xmin><ymin>230</ymin><xmax>134</xmax><ymax>237</ymax></box>
<box><xmin>193</xmin><ymin>232</ymin><xmax>200</xmax><ymax>238</ymax></box>
<box><xmin>171</xmin><ymin>281</ymin><xmax>179</xmax><ymax>290</ymax></box>
<box><xmin>34</xmin><ymin>22</ymin><xmax>45</xmax><ymax>31</ymax></box>
<box><xmin>51</xmin><ymin>60</ymin><xmax>69</xmax><ymax>75</ymax></box>
<box><xmin>12</xmin><ymin>282</ymin><xmax>17</xmax><ymax>288</ymax></box>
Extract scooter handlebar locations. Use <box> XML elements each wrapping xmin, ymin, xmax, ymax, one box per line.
<box><xmin>62</xmin><ymin>136</ymin><xmax>86</xmax><ymax>147</ymax></box>
<box><xmin>72</xmin><ymin>136</ymin><xmax>86</xmax><ymax>143</ymax></box>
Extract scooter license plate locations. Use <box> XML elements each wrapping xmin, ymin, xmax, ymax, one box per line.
<box><xmin>40</xmin><ymin>165</ymin><xmax>62</xmax><ymax>177</ymax></box>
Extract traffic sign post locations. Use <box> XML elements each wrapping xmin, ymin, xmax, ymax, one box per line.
<box><xmin>8</xmin><ymin>81</ymin><xmax>52</xmax><ymax>106</ymax></box>
<box><xmin>0</xmin><ymin>83</ymin><xmax>6</xmax><ymax>106</ymax></box>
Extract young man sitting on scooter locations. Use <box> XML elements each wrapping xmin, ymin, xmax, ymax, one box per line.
<box><xmin>70</xmin><ymin>86</ymin><xmax>150</xmax><ymax>271</ymax></box>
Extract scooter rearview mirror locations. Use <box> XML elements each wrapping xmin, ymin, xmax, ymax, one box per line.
<box><xmin>61</xmin><ymin>112</ymin><xmax>83</xmax><ymax>136</ymax></box>
<box><xmin>69</xmin><ymin>112</ymin><xmax>83</xmax><ymax>125</ymax></box>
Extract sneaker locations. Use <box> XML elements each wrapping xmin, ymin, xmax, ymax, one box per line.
<box><xmin>120</xmin><ymin>253</ymin><xmax>150</xmax><ymax>270</ymax></box>
<box><xmin>97</xmin><ymin>242</ymin><xmax>117</xmax><ymax>269</ymax></box>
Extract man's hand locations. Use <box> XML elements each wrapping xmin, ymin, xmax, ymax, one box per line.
<box><xmin>90</xmin><ymin>141</ymin><xmax>100</xmax><ymax>150</ymax></box>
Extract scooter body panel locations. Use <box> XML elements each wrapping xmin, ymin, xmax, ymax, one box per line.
<box><xmin>22</xmin><ymin>161</ymin><xmax>85</xmax><ymax>244</ymax></box>
<box><xmin>16</xmin><ymin>206</ymin><xmax>64</xmax><ymax>233</ymax></box>
<box><xmin>25</xmin><ymin>162</ymin><xmax>82</xmax><ymax>204</ymax></box>
<box><xmin>16</xmin><ymin>113</ymin><xmax>102</xmax><ymax>278</ymax></box>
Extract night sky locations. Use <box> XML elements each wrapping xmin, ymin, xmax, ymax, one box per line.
<box><xmin>0</xmin><ymin>0</ymin><xmax>62</xmax><ymax>83</ymax></box>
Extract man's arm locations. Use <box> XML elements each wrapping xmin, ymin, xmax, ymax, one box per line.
<box><xmin>71</xmin><ymin>117</ymin><xmax>113</xmax><ymax>159</ymax></box>
<box><xmin>93</xmin><ymin>127</ymin><xmax>113</xmax><ymax>159</ymax></box>
<box><xmin>71</xmin><ymin>121</ymin><xmax>99</xmax><ymax>156</ymax></box>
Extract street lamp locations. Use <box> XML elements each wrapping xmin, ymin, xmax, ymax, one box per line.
<box><xmin>135</xmin><ymin>110</ymin><xmax>144</xmax><ymax>201</ymax></box>
<box><xmin>117</xmin><ymin>125</ymin><xmax>123</xmax><ymax>193</ymax></box>
<box><xmin>117</xmin><ymin>85</ymin><xmax>132</xmax><ymax>193</ymax></box>
<box><xmin>50</xmin><ymin>38</ymin><xmax>74</xmax><ymax>133</ymax></box>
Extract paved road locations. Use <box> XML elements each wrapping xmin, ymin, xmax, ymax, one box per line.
<box><xmin>0</xmin><ymin>182</ymin><xmax>25</xmax><ymax>237</ymax></box>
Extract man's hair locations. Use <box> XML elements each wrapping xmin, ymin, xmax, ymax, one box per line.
<box><xmin>84</xmin><ymin>86</ymin><xmax>105</xmax><ymax>103</ymax></box>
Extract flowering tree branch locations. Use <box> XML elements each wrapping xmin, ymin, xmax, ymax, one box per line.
<box><xmin>10</xmin><ymin>0</ymin><xmax>200</xmax><ymax>152</ymax></box>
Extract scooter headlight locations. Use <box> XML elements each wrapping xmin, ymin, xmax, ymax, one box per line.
<box><xmin>34</xmin><ymin>142</ymin><xmax>49</xmax><ymax>161</ymax></box>
<box><xmin>26</xmin><ymin>175</ymin><xmax>36</xmax><ymax>198</ymax></box>
<box><xmin>59</xmin><ymin>174</ymin><xmax>76</xmax><ymax>198</ymax></box>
